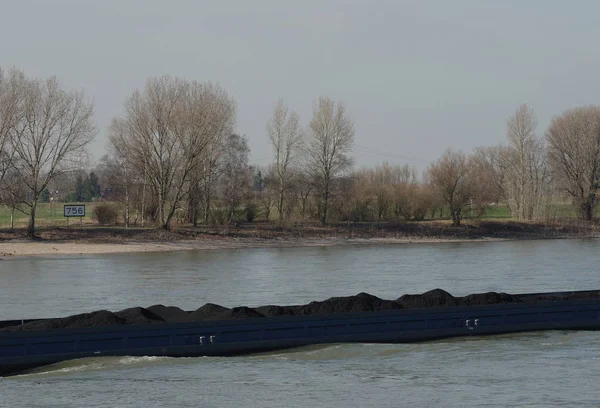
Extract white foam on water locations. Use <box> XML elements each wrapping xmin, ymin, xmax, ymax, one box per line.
<box><xmin>11</xmin><ymin>355</ymin><xmax>175</xmax><ymax>378</ymax></box>
<box><xmin>117</xmin><ymin>356</ymin><xmax>166</xmax><ymax>365</ymax></box>
<box><xmin>14</xmin><ymin>359</ymin><xmax>106</xmax><ymax>378</ymax></box>
<box><xmin>249</xmin><ymin>343</ymin><xmax>383</xmax><ymax>362</ymax></box>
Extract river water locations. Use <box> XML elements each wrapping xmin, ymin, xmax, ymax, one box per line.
<box><xmin>1</xmin><ymin>239</ymin><xmax>600</xmax><ymax>407</ymax></box>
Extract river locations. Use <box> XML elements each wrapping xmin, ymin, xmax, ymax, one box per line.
<box><xmin>1</xmin><ymin>239</ymin><xmax>600</xmax><ymax>407</ymax></box>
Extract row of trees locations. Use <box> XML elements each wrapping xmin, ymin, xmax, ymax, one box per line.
<box><xmin>97</xmin><ymin>91</ymin><xmax>355</xmax><ymax>229</ymax></box>
<box><xmin>419</xmin><ymin>104</ymin><xmax>600</xmax><ymax>225</ymax></box>
<box><xmin>265</xmin><ymin>97</ymin><xmax>354</xmax><ymax>225</ymax></box>
<box><xmin>254</xmin><ymin>103</ymin><xmax>600</xmax><ymax>227</ymax></box>
<box><xmin>1</xmin><ymin>66</ymin><xmax>600</xmax><ymax>235</ymax></box>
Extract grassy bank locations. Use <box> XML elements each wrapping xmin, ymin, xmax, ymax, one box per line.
<box><xmin>0</xmin><ymin>202</ymin><xmax>100</xmax><ymax>229</ymax></box>
<box><xmin>0</xmin><ymin>202</ymin><xmax>596</xmax><ymax>229</ymax></box>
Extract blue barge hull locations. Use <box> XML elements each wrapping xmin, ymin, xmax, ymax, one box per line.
<box><xmin>2</xmin><ymin>292</ymin><xmax>600</xmax><ymax>377</ymax></box>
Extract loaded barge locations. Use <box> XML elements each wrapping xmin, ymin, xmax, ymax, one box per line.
<box><xmin>2</xmin><ymin>289</ymin><xmax>600</xmax><ymax>377</ymax></box>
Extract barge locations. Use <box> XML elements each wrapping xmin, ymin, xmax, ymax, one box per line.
<box><xmin>2</xmin><ymin>289</ymin><xmax>600</xmax><ymax>377</ymax></box>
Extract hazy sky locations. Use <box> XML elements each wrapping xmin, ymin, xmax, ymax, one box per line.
<box><xmin>2</xmin><ymin>0</ymin><xmax>599</xmax><ymax>171</ymax></box>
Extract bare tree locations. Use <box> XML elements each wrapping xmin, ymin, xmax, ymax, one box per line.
<box><xmin>216</xmin><ymin>134</ymin><xmax>251</xmax><ymax>223</ymax></box>
<box><xmin>199</xmin><ymin>138</ymin><xmax>225</xmax><ymax>225</ymax></box>
<box><xmin>390</xmin><ymin>164</ymin><xmax>419</xmax><ymax>220</ymax></box>
<box><xmin>504</xmin><ymin>105</ymin><xmax>549</xmax><ymax>220</ymax></box>
<box><xmin>110</xmin><ymin>77</ymin><xmax>235</xmax><ymax>229</ymax></box>
<box><xmin>0</xmin><ymin>68</ymin><xmax>23</xmax><ymax>185</ymax></box>
<box><xmin>546</xmin><ymin>106</ymin><xmax>600</xmax><ymax>220</ymax></box>
<box><xmin>366</xmin><ymin>162</ymin><xmax>395</xmax><ymax>220</ymax></box>
<box><xmin>186</xmin><ymin>168</ymin><xmax>202</xmax><ymax>226</ymax></box>
<box><xmin>289</xmin><ymin>166</ymin><xmax>312</xmax><ymax>220</ymax></box>
<box><xmin>7</xmin><ymin>73</ymin><xmax>96</xmax><ymax>238</ymax></box>
<box><xmin>0</xmin><ymin>160</ymin><xmax>25</xmax><ymax>230</ymax></box>
<box><xmin>344</xmin><ymin>171</ymin><xmax>373</xmax><ymax>222</ymax></box>
<box><xmin>305</xmin><ymin>96</ymin><xmax>354</xmax><ymax>224</ymax></box>
<box><xmin>98</xmin><ymin>153</ymin><xmax>135</xmax><ymax>227</ymax></box>
<box><xmin>0</xmin><ymin>68</ymin><xmax>25</xmax><ymax>229</ymax></box>
<box><xmin>428</xmin><ymin>149</ymin><xmax>479</xmax><ymax>226</ymax></box>
<box><xmin>187</xmin><ymin>123</ymin><xmax>231</xmax><ymax>226</ymax></box>
<box><xmin>410</xmin><ymin>183</ymin><xmax>434</xmax><ymax>221</ymax></box>
<box><xmin>470</xmin><ymin>152</ymin><xmax>504</xmax><ymax>217</ymax></box>
<box><xmin>507</xmin><ymin>104</ymin><xmax>537</xmax><ymax>218</ymax></box>
<box><xmin>473</xmin><ymin>145</ymin><xmax>510</xmax><ymax>203</ymax></box>
<box><xmin>267</xmin><ymin>99</ymin><xmax>303</xmax><ymax>224</ymax></box>
<box><xmin>257</xmin><ymin>165</ymin><xmax>276</xmax><ymax>222</ymax></box>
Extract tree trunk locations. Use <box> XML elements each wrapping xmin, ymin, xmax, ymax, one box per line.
<box><xmin>450</xmin><ymin>206</ymin><xmax>461</xmax><ymax>227</ymax></box>
<box><xmin>141</xmin><ymin>173</ymin><xmax>146</xmax><ymax>227</ymax></box>
<box><xmin>580</xmin><ymin>200</ymin><xmax>593</xmax><ymax>221</ymax></box>
<box><xmin>157</xmin><ymin>187</ymin><xmax>164</xmax><ymax>228</ymax></box>
<box><xmin>277</xmin><ymin>172</ymin><xmax>285</xmax><ymax>224</ymax></box>
<box><xmin>228</xmin><ymin>198</ymin><xmax>235</xmax><ymax>223</ymax></box>
<box><xmin>204</xmin><ymin>196</ymin><xmax>210</xmax><ymax>224</ymax></box>
<box><xmin>188</xmin><ymin>179</ymin><xmax>199</xmax><ymax>227</ymax></box>
<box><xmin>204</xmin><ymin>175</ymin><xmax>212</xmax><ymax>224</ymax></box>
<box><xmin>10</xmin><ymin>207</ymin><xmax>14</xmax><ymax>230</ymax></box>
<box><xmin>164</xmin><ymin>205</ymin><xmax>177</xmax><ymax>230</ymax></box>
<box><xmin>278</xmin><ymin>191</ymin><xmax>285</xmax><ymax>225</ymax></box>
<box><xmin>125</xmin><ymin>190</ymin><xmax>130</xmax><ymax>228</ymax></box>
<box><xmin>191</xmin><ymin>206</ymin><xmax>199</xmax><ymax>227</ymax></box>
<box><xmin>27</xmin><ymin>201</ymin><xmax>37</xmax><ymax>239</ymax></box>
<box><xmin>321</xmin><ymin>196</ymin><xmax>328</xmax><ymax>225</ymax></box>
<box><xmin>451</xmin><ymin>214</ymin><xmax>461</xmax><ymax>227</ymax></box>
<box><xmin>320</xmin><ymin>180</ymin><xmax>330</xmax><ymax>225</ymax></box>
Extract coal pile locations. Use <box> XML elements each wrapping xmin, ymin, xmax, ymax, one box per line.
<box><xmin>147</xmin><ymin>305</ymin><xmax>193</xmax><ymax>323</ymax></box>
<box><xmin>220</xmin><ymin>307</ymin><xmax>265</xmax><ymax>320</ymax></box>
<box><xmin>397</xmin><ymin>289</ymin><xmax>459</xmax><ymax>308</ymax></box>
<box><xmin>297</xmin><ymin>292</ymin><xmax>401</xmax><ymax>316</ymax></box>
<box><xmin>2</xmin><ymin>310</ymin><xmax>127</xmax><ymax>332</ymax></box>
<box><xmin>2</xmin><ymin>307</ymin><xmax>167</xmax><ymax>332</ymax></box>
<box><xmin>459</xmin><ymin>292</ymin><xmax>516</xmax><ymax>306</ymax></box>
<box><xmin>519</xmin><ymin>290</ymin><xmax>600</xmax><ymax>303</ymax></box>
<box><xmin>190</xmin><ymin>303</ymin><xmax>231</xmax><ymax>321</ymax></box>
<box><xmin>254</xmin><ymin>305</ymin><xmax>299</xmax><ymax>317</ymax></box>
<box><xmin>2</xmin><ymin>288</ymin><xmax>599</xmax><ymax>333</ymax></box>
<box><xmin>395</xmin><ymin>289</ymin><xmax>519</xmax><ymax>308</ymax></box>
<box><xmin>115</xmin><ymin>307</ymin><xmax>165</xmax><ymax>325</ymax></box>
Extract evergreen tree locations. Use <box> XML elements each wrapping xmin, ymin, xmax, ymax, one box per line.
<box><xmin>86</xmin><ymin>172</ymin><xmax>101</xmax><ymax>200</ymax></box>
<box><xmin>39</xmin><ymin>188</ymin><xmax>50</xmax><ymax>203</ymax></box>
<box><xmin>74</xmin><ymin>174</ymin><xmax>85</xmax><ymax>202</ymax></box>
<box><xmin>254</xmin><ymin>170</ymin><xmax>264</xmax><ymax>192</ymax></box>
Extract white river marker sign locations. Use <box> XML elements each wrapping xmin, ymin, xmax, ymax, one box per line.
<box><xmin>64</xmin><ymin>205</ymin><xmax>85</xmax><ymax>217</ymax></box>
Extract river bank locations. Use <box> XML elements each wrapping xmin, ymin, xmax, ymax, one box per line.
<box><xmin>0</xmin><ymin>220</ymin><xmax>598</xmax><ymax>257</ymax></box>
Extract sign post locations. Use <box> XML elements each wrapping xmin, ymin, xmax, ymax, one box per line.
<box><xmin>64</xmin><ymin>205</ymin><xmax>85</xmax><ymax>229</ymax></box>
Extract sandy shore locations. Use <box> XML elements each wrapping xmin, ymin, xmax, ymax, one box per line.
<box><xmin>0</xmin><ymin>241</ymin><xmax>191</xmax><ymax>257</ymax></box>
<box><xmin>0</xmin><ymin>236</ymin><xmax>501</xmax><ymax>257</ymax></box>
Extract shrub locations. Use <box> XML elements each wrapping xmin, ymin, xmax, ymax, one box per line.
<box><xmin>210</xmin><ymin>207</ymin><xmax>228</xmax><ymax>225</ymax></box>
<box><xmin>246</xmin><ymin>202</ymin><xmax>258</xmax><ymax>222</ymax></box>
<box><xmin>93</xmin><ymin>203</ymin><xmax>119</xmax><ymax>225</ymax></box>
